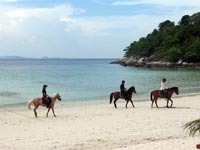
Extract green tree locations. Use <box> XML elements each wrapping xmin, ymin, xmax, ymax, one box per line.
<box><xmin>179</xmin><ymin>15</ymin><xmax>190</xmax><ymax>26</ymax></box>
<box><xmin>123</xmin><ymin>11</ymin><xmax>200</xmax><ymax>63</ymax></box>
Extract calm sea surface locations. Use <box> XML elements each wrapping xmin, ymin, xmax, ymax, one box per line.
<box><xmin>0</xmin><ymin>59</ymin><xmax>200</xmax><ymax>106</ymax></box>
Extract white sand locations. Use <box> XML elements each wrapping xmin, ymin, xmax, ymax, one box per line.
<box><xmin>0</xmin><ymin>95</ymin><xmax>200</xmax><ymax>150</ymax></box>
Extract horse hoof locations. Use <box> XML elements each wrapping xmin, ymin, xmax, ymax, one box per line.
<box><xmin>54</xmin><ymin>115</ymin><xmax>56</xmax><ymax>117</ymax></box>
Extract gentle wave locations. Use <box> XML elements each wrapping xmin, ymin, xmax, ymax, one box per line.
<box><xmin>0</xmin><ymin>91</ymin><xmax>20</xmax><ymax>97</ymax></box>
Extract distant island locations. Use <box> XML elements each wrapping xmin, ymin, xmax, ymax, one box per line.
<box><xmin>113</xmin><ymin>12</ymin><xmax>200</xmax><ymax>69</ymax></box>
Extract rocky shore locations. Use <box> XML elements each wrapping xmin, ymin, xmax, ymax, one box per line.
<box><xmin>111</xmin><ymin>56</ymin><xmax>200</xmax><ymax>69</ymax></box>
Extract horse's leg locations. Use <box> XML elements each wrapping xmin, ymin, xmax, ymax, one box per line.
<box><xmin>52</xmin><ymin>107</ymin><xmax>56</xmax><ymax>117</ymax></box>
<box><xmin>130</xmin><ymin>99</ymin><xmax>135</xmax><ymax>108</ymax></box>
<box><xmin>170</xmin><ymin>98</ymin><xmax>173</xmax><ymax>107</ymax></box>
<box><xmin>125</xmin><ymin>100</ymin><xmax>129</xmax><ymax>108</ymax></box>
<box><xmin>151</xmin><ymin>99</ymin><xmax>154</xmax><ymax>108</ymax></box>
<box><xmin>166</xmin><ymin>99</ymin><xmax>169</xmax><ymax>108</ymax></box>
<box><xmin>46</xmin><ymin>107</ymin><xmax>51</xmax><ymax>117</ymax></box>
<box><xmin>34</xmin><ymin>104</ymin><xmax>39</xmax><ymax>118</ymax></box>
<box><xmin>155</xmin><ymin>98</ymin><xmax>159</xmax><ymax>108</ymax></box>
<box><xmin>114</xmin><ymin>98</ymin><xmax>118</xmax><ymax>108</ymax></box>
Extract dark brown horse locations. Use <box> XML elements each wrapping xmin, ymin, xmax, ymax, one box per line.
<box><xmin>150</xmin><ymin>87</ymin><xmax>179</xmax><ymax>108</ymax></box>
<box><xmin>110</xmin><ymin>86</ymin><xmax>136</xmax><ymax>108</ymax></box>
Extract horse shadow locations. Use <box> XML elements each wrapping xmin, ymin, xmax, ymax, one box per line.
<box><xmin>157</xmin><ymin>106</ymin><xmax>190</xmax><ymax>109</ymax></box>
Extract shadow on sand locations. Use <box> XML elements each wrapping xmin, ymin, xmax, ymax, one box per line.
<box><xmin>158</xmin><ymin>106</ymin><xmax>190</xmax><ymax>109</ymax></box>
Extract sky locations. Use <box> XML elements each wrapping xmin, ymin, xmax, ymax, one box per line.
<box><xmin>0</xmin><ymin>0</ymin><xmax>200</xmax><ymax>58</ymax></box>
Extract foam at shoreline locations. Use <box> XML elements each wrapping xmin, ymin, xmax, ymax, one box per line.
<box><xmin>1</xmin><ymin>92</ymin><xmax>200</xmax><ymax>109</ymax></box>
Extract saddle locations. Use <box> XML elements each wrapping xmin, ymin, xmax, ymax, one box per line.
<box><xmin>42</xmin><ymin>97</ymin><xmax>52</xmax><ymax>107</ymax></box>
<box><xmin>120</xmin><ymin>93</ymin><xmax>127</xmax><ymax>100</ymax></box>
<box><xmin>121</xmin><ymin>95</ymin><xmax>125</xmax><ymax>99</ymax></box>
<box><xmin>160</xmin><ymin>90</ymin><xmax>168</xmax><ymax>98</ymax></box>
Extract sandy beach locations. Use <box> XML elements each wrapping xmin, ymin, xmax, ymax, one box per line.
<box><xmin>0</xmin><ymin>95</ymin><xmax>200</xmax><ymax>150</ymax></box>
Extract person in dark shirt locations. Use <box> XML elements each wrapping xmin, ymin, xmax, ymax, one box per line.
<box><xmin>42</xmin><ymin>84</ymin><xmax>51</xmax><ymax>108</ymax></box>
<box><xmin>120</xmin><ymin>80</ymin><xmax>127</xmax><ymax>98</ymax></box>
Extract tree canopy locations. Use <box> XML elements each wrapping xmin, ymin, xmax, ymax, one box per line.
<box><xmin>124</xmin><ymin>12</ymin><xmax>200</xmax><ymax>62</ymax></box>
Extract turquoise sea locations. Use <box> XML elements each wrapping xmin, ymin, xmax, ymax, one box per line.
<box><xmin>0</xmin><ymin>59</ymin><xmax>200</xmax><ymax>106</ymax></box>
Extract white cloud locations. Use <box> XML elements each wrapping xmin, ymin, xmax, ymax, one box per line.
<box><xmin>61</xmin><ymin>17</ymin><xmax>112</xmax><ymax>37</ymax></box>
<box><xmin>5</xmin><ymin>5</ymin><xmax>81</xmax><ymax>21</ymax></box>
<box><xmin>112</xmin><ymin>0</ymin><xmax>200</xmax><ymax>7</ymax></box>
<box><xmin>1</xmin><ymin>1</ymin><xmax>199</xmax><ymax>39</ymax></box>
<box><xmin>0</xmin><ymin>4</ymin><xmax>85</xmax><ymax>36</ymax></box>
<box><xmin>0</xmin><ymin>4</ymin><xmax>87</xmax><ymax>56</ymax></box>
<box><xmin>0</xmin><ymin>1</ymin><xmax>200</xmax><ymax>58</ymax></box>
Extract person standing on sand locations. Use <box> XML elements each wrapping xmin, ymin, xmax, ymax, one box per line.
<box><xmin>160</xmin><ymin>78</ymin><xmax>168</xmax><ymax>97</ymax></box>
<box><xmin>120</xmin><ymin>80</ymin><xmax>127</xmax><ymax>98</ymax></box>
<box><xmin>42</xmin><ymin>84</ymin><xmax>51</xmax><ymax>108</ymax></box>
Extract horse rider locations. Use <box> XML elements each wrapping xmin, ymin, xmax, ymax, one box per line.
<box><xmin>42</xmin><ymin>84</ymin><xmax>52</xmax><ymax>108</ymax></box>
<box><xmin>160</xmin><ymin>78</ymin><xmax>168</xmax><ymax>97</ymax></box>
<box><xmin>120</xmin><ymin>80</ymin><xmax>127</xmax><ymax>98</ymax></box>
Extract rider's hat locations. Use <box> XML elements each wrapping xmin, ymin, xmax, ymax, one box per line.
<box><xmin>122</xmin><ymin>80</ymin><xmax>125</xmax><ymax>83</ymax></box>
<box><xmin>43</xmin><ymin>84</ymin><xmax>48</xmax><ymax>88</ymax></box>
<box><xmin>162</xmin><ymin>78</ymin><xmax>166</xmax><ymax>82</ymax></box>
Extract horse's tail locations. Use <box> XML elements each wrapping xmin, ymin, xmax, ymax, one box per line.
<box><xmin>28</xmin><ymin>99</ymin><xmax>33</xmax><ymax>110</ymax></box>
<box><xmin>150</xmin><ymin>92</ymin><xmax>153</xmax><ymax>101</ymax></box>
<box><xmin>110</xmin><ymin>93</ymin><xmax>113</xmax><ymax>104</ymax></box>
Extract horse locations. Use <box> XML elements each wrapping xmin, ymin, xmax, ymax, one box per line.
<box><xmin>110</xmin><ymin>86</ymin><xmax>136</xmax><ymax>108</ymax></box>
<box><xmin>28</xmin><ymin>93</ymin><xmax>62</xmax><ymax>118</ymax></box>
<box><xmin>150</xmin><ymin>87</ymin><xmax>179</xmax><ymax>108</ymax></box>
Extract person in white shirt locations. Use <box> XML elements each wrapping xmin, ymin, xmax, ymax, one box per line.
<box><xmin>160</xmin><ymin>78</ymin><xmax>168</xmax><ymax>97</ymax></box>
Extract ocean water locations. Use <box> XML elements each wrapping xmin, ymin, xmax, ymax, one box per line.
<box><xmin>0</xmin><ymin>59</ymin><xmax>200</xmax><ymax>106</ymax></box>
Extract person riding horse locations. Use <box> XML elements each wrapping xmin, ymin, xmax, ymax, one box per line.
<box><xmin>160</xmin><ymin>78</ymin><xmax>168</xmax><ymax>97</ymax></box>
<box><xmin>110</xmin><ymin>86</ymin><xmax>136</xmax><ymax>108</ymax></box>
<box><xmin>42</xmin><ymin>84</ymin><xmax>52</xmax><ymax>108</ymax></box>
<box><xmin>120</xmin><ymin>80</ymin><xmax>127</xmax><ymax>98</ymax></box>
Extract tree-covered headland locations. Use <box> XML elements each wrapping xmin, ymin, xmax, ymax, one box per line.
<box><xmin>124</xmin><ymin>12</ymin><xmax>200</xmax><ymax>63</ymax></box>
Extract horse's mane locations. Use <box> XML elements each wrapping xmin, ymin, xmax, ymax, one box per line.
<box><xmin>169</xmin><ymin>87</ymin><xmax>178</xmax><ymax>90</ymax></box>
<box><xmin>52</xmin><ymin>92</ymin><xmax>59</xmax><ymax>97</ymax></box>
<box><xmin>168</xmin><ymin>87</ymin><xmax>178</xmax><ymax>93</ymax></box>
<box><xmin>127</xmin><ymin>86</ymin><xmax>135</xmax><ymax>94</ymax></box>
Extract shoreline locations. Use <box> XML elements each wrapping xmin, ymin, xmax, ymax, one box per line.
<box><xmin>1</xmin><ymin>92</ymin><xmax>200</xmax><ymax>109</ymax></box>
<box><xmin>1</xmin><ymin>94</ymin><xmax>200</xmax><ymax>149</ymax></box>
<box><xmin>112</xmin><ymin>57</ymin><xmax>200</xmax><ymax>69</ymax></box>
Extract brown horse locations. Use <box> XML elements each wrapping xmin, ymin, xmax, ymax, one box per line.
<box><xmin>150</xmin><ymin>87</ymin><xmax>179</xmax><ymax>108</ymax></box>
<box><xmin>110</xmin><ymin>86</ymin><xmax>136</xmax><ymax>108</ymax></box>
<box><xmin>28</xmin><ymin>93</ymin><xmax>62</xmax><ymax>118</ymax></box>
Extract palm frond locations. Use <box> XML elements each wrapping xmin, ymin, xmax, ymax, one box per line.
<box><xmin>184</xmin><ymin>118</ymin><xmax>200</xmax><ymax>136</ymax></box>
